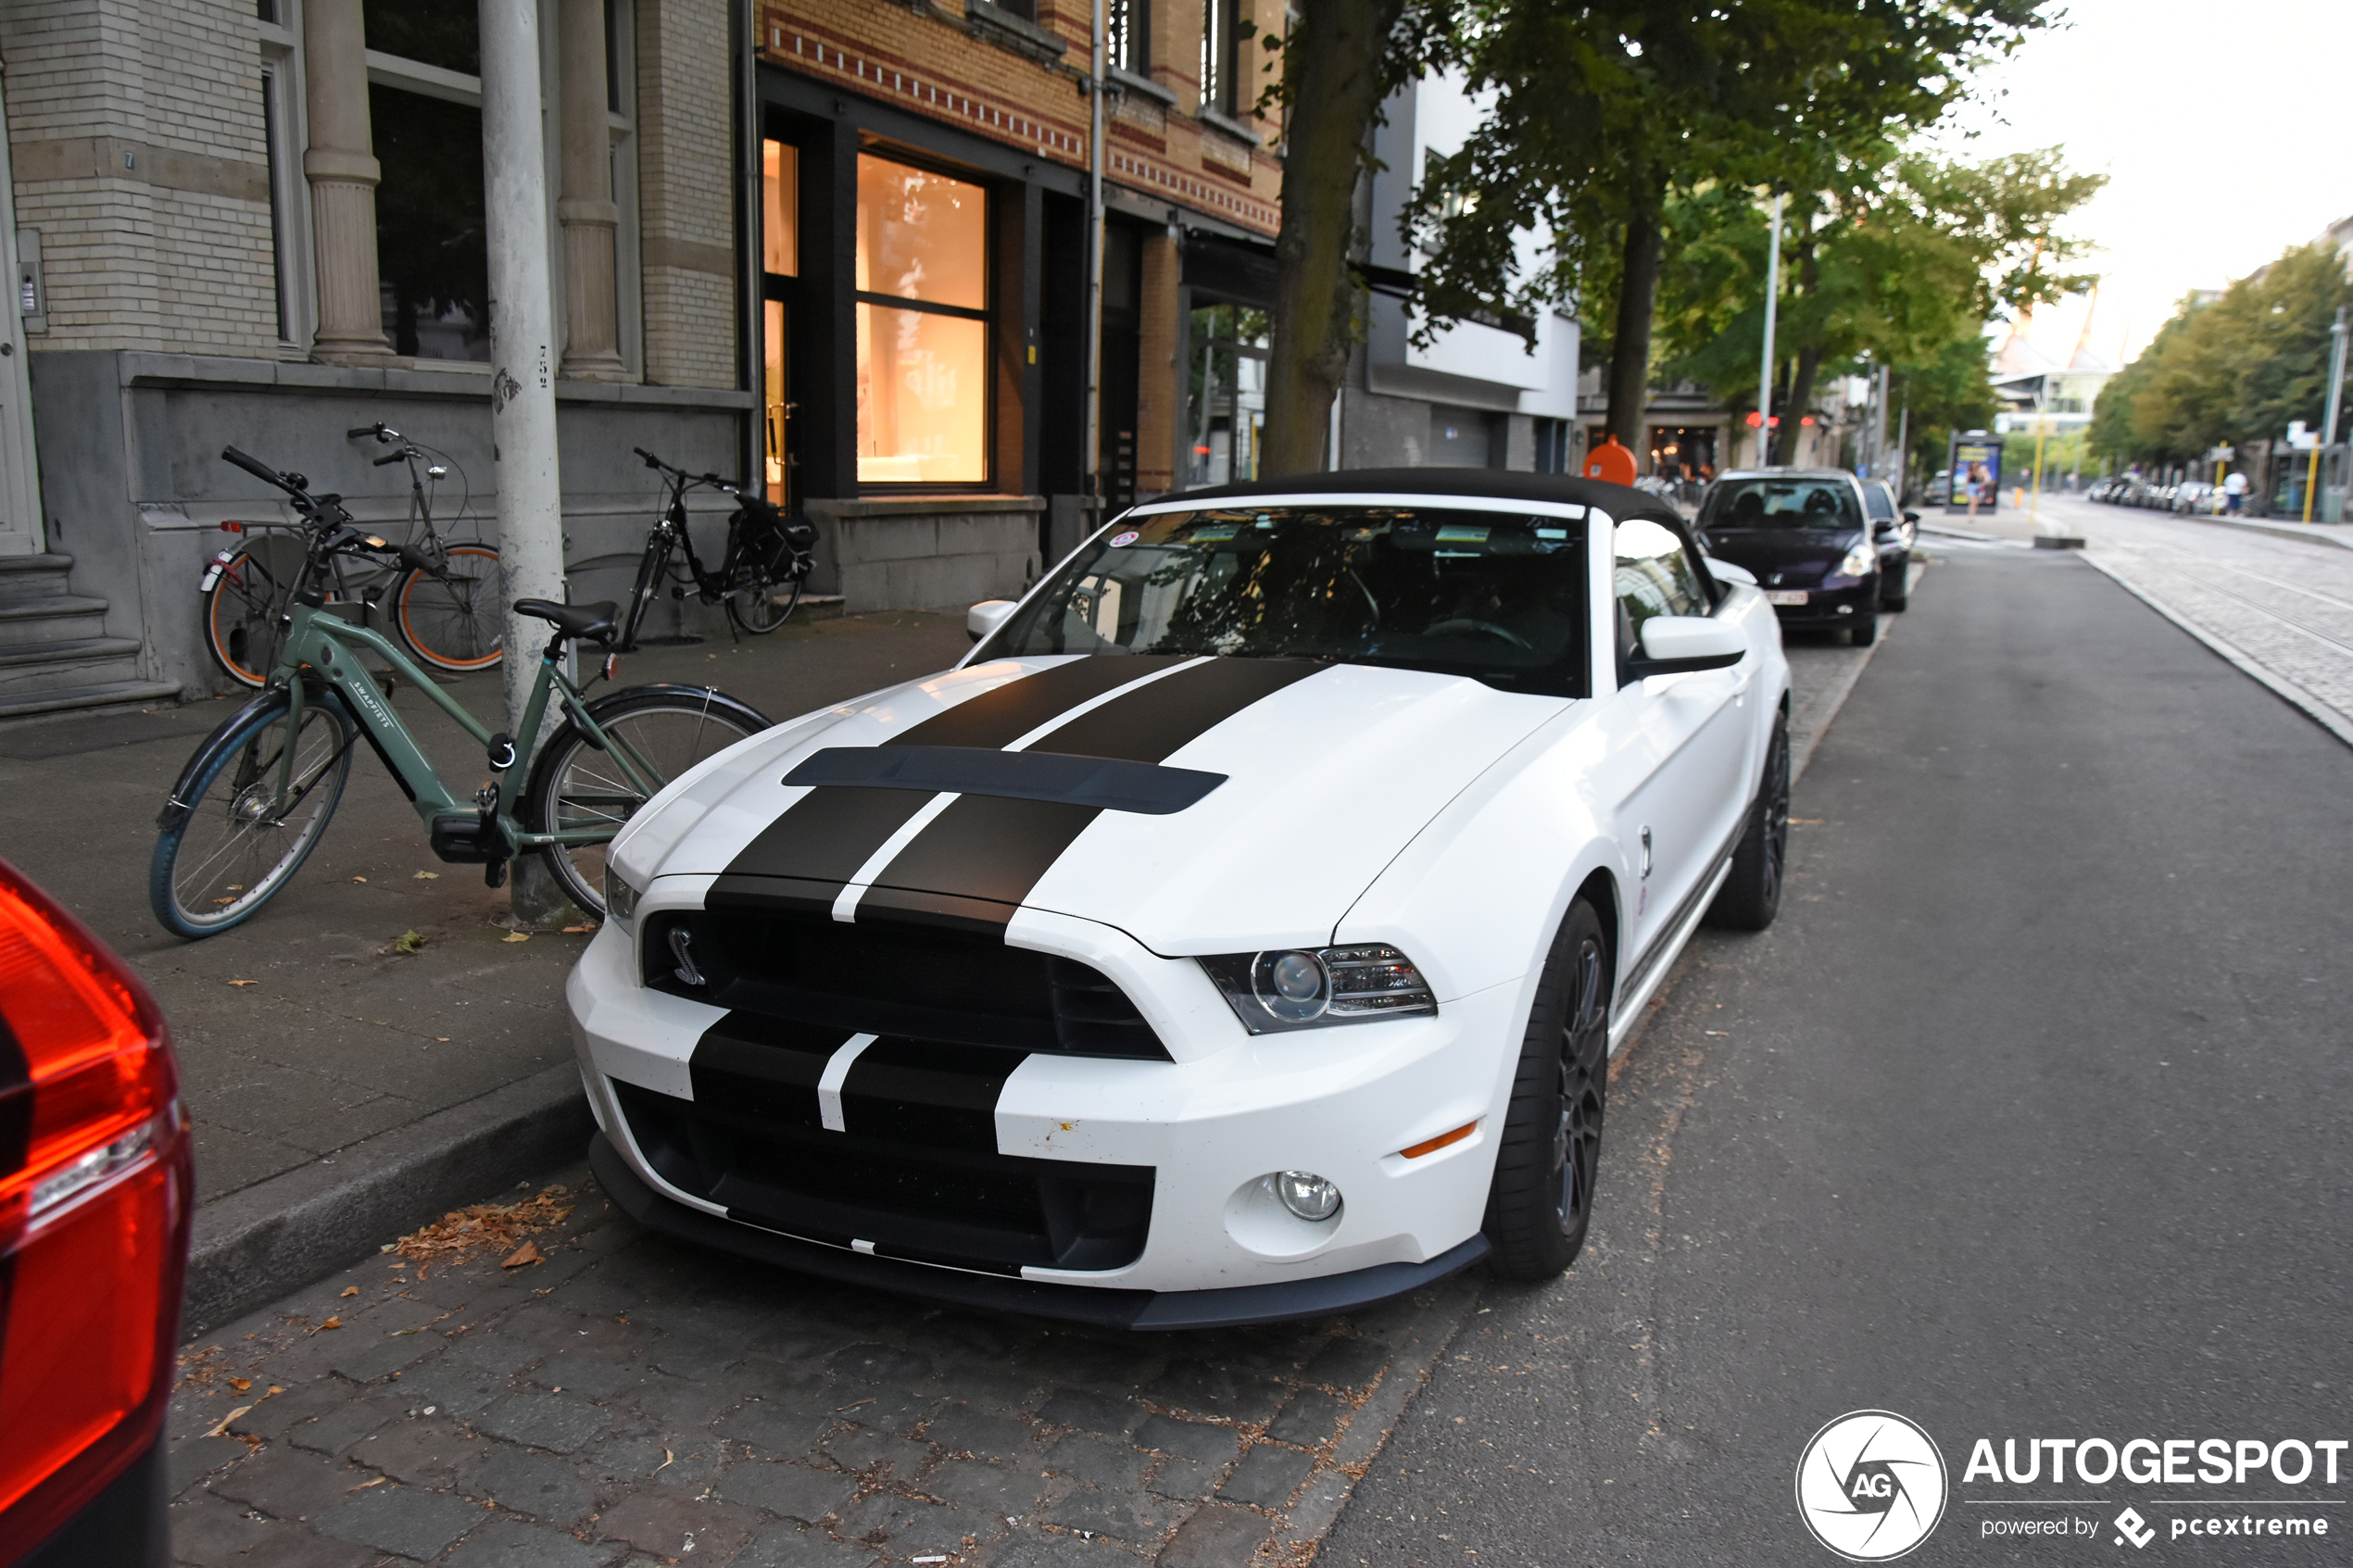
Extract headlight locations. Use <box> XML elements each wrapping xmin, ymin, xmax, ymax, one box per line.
<box><xmin>1836</xmin><ymin>541</ymin><xmax>1877</xmax><ymax>580</ymax></box>
<box><xmin>1198</xmin><ymin>944</ymin><xmax>1436</xmax><ymax>1034</ymax></box>
<box><xmin>604</xmin><ymin>865</ymin><xmax>641</xmax><ymax>929</ymax></box>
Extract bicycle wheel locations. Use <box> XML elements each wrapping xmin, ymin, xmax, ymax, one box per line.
<box><xmin>620</xmin><ymin>534</ymin><xmax>672</xmax><ymax>652</ymax></box>
<box><xmin>204</xmin><ymin>538</ymin><xmax>306</xmax><ymax>688</ymax></box>
<box><xmin>150</xmin><ymin>688</ymin><xmax>356</xmax><ymax>938</ymax></box>
<box><xmin>725</xmin><ymin>561</ymin><xmax>803</xmax><ymax>635</ymax></box>
<box><xmin>520</xmin><ymin>684</ymin><xmax>771</xmax><ymax>916</ymax></box>
<box><xmin>396</xmin><ymin>544</ymin><xmax>504</xmax><ymax>671</ymax></box>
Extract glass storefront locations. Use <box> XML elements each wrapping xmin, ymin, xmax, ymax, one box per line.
<box><xmin>1186</xmin><ymin>302</ymin><xmax>1266</xmax><ymax>489</ymax></box>
<box><xmin>854</xmin><ymin>157</ymin><xmax>988</xmax><ymax>483</ymax></box>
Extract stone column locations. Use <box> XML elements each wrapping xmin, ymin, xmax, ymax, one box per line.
<box><xmin>557</xmin><ymin>0</ymin><xmax>627</xmax><ymax>380</ymax></box>
<box><xmin>301</xmin><ymin>0</ymin><xmax>393</xmax><ymax>361</ymax></box>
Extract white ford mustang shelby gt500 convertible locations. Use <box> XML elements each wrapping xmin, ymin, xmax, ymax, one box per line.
<box><xmin>571</xmin><ymin>470</ymin><xmax>1790</xmax><ymax>1328</ymax></box>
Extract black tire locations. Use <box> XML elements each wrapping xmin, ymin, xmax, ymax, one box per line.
<box><xmin>1851</xmin><ymin>610</ymin><xmax>1879</xmax><ymax>646</ymax></box>
<box><xmin>396</xmin><ymin>544</ymin><xmax>504</xmax><ymax>671</ymax></box>
<box><xmin>1481</xmin><ymin>899</ymin><xmax>1612</xmax><ymax>1282</ymax></box>
<box><xmin>619</xmin><ymin>533</ymin><xmax>673</xmax><ymax>652</ymax></box>
<box><xmin>150</xmin><ymin>687</ymin><xmax>355</xmax><ymax>938</ymax></box>
<box><xmin>726</xmin><ymin>567</ymin><xmax>803</xmax><ymax>636</ymax></box>
<box><xmin>520</xmin><ymin>684</ymin><xmax>772</xmax><ymax>915</ymax></box>
<box><xmin>204</xmin><ymin>538</ymin><xmax>305</xmax><ymax>688</ymax></box>
<box><xmin>1706</xmin><ymin>711</ymin><xmax>1790</xmax><ymax>932</ymax></box>
<box><xmin>1881</xmin><ymin>553</ymin><xmax>1910</xmax><ymax>611</ymax></box>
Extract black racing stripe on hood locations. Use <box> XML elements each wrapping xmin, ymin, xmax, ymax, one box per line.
<box><xmin>688</xmin><ymin>1013</ymin><xmax>849</xmax><ymax>1129</ymax></box>
<box><xmin>839</xmin><ymin>1038</ymin><xmax>1027</xmax><ymax>1154</ymax></box>
<box><xmin>717</xmin><ymin>655</ymin><xmax>1191</xmax><ymax>890</ymax></box>
<box><xmin>861</xmin><ymin>658</ymin><xmax>1325</xmax><ymax>932</ymax></box>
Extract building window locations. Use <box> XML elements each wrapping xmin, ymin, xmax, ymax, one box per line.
<box><xmin>762</xmin><ymin>140</ymin><xmax>799</xmax><ymax>505</ymax></box>
<box><xmin>364</xmin><ymin>1</ymin><xmax>487</xmax><ymax>360</ymax></box>
<box><xmin>1534</xmin><ymin>418</ymin><xmax>1569</xmax><ymax>474</ymax></box>
<box><xmin>1186</xmin><ymin>302</ymin><xmax>1265</xmax><ymax>487</ymax></box>
<box><xmin>257</xmin><ymin>6</ymin><xmax>309</xmax><ymax>351</ymax></box>
<box><xmin>1201</xmin><ymin>0</ymin><xmax>1236</xmax><ymax>116</ymax></box>
<box><xmin>1110</xmin><ymin>0</ymin><xmax>1151</xmax><ymax>75</ymax></box>
<box><xmin>855</xmin><ymin>155</ymin><xmax>989</xmax><ymax>485</ymax></box>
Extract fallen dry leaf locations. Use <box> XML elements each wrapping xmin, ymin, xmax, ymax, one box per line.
<box><xmin>203</xmin><ymin>1405</ymin><xmax>251</xmax><ymax>1439</ymax></box>
<box><xmin>319</xmin><ymin>1316</ymin><xmax>342</xmax><ymax>1331</ymax></box>
<box><xmin>392</xmin><ymin>930</ymin><xmax>429</xmax><ymax>955</ymax></box>
<box><xmin>351</xmin><ymin>875</ymin><xmax>369</xmax><ymax>884</ymax></box>
<box><xmin>229</xmin><ymin>1376</ymin><xmax>252</xmax><ymax>1392</ymax></box>
<box><xmin>340</xmin><ymin>1286</ymin><xmax>359</xmax><ymax>1298</ymax></box>
<box><xmin>562</xmin><ymin>923</ymin><xmax>598</xmax><ymax>934</ymax></box>
<box><xmin>413</xmin><ymin>870</ymin><xmax>440</xmax><ymax>880</ymax></box>
<box><xmin>501</xmin><ymin>930</ymin><xmax>531</xmax><ymax>943</ymax></box>
<box><xmin>435</xmin><ymin>1036</ymin><xmax>450</xmax><ymax>1042</ymax></box>
<box><xmin>391</xmin><ymin>1186</ymin><xmax>573</xmax><ymax>1269</ymax></box>
<box><xmin>228</xmin><ymin>980</ymin><xmax>257</xmax><ymax>987</ymax></box>
<box><xmin>501</xmin><ymin>1241</ymin><xmax>544</xmax><ymax>1269</ymax></box>
<box><xmin>347</xmin><ymin>1475</ymin><xmax>387</xmax><ymax>1492</ymax></box>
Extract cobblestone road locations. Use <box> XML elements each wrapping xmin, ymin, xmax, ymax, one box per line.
<box><xmin>167</xmin><ymin>1168</ymin><xmax>1477</xmax><ymax>1568</ymax></box>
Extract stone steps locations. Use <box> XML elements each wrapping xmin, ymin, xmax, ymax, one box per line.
<box><xmin>0</xmin><ymin>550</ymin><xmax>190</xmax><ymax>723</ymax></box>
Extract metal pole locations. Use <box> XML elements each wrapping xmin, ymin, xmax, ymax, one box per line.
<box><xmin>1894</xmin><ymin>389</ymin><xmax>1908</xmax><ymax>500</ymax></box>
<box><xmin>1082</xmin><ymin>0</ymin><xmax>1107</xmax><ymax>523</ymax></box>
<box><xmin>480</xmin><ymin>0</ymin><xmax>567</xmax><ymax>914</ymax></box>
<box><xmin>2323</xmin><ymin>306</ymin><xmax>2348</xmax><ymax>522</ymax></box>
<box><xmin>1757</xmin><ymin>192</ymin><xmax>1782</xmax><ymax>467</ymax></box>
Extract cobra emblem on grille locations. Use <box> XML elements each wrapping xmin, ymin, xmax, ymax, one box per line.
<box><xmin>669</xmin><ymin>927</ymin><xmax>706</xmax><ymax>987</ymax></box>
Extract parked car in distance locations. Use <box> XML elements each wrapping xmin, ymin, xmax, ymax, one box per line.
<box><xmin>2171</xmin><ymin>482</ymin><xmax>2217</xmax><ymax>515</ymax></box>
<box><xmin>574</xmin><ymin>470</ymin><xmax>1792</xmax><ymax>1327</ymax></box>
<box><xmin>1924</xmin><ymin>471</ymin><xmax>1952</xmax><ymax>507</ymax></box>
<box><xmin>0</xmin><ymin>859</ymin><xmax>191</xmax><ymax>1568</ymax></box>
<box><xmin>1694</xmin><ymin>469</ymin><xmax>1884</xmax><ymax>646</ymax></box>
<box><xmin>1859</xmin><ymin>478</ymin><xmax>1918</xmax><ymax>611</ymax></box>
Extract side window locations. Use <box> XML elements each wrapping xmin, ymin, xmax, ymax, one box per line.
<box><xmin>1616</xmin><ymin>518</ymin><xmax>1707</xmax><ymax>631</ymax></box>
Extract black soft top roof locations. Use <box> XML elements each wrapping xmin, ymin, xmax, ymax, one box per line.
<box><xmin>1152</xmin><ymin>467</ymin><xmax>1679</xmax><ymax>524</ymax></box>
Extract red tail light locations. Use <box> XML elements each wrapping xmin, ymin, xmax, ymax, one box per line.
<box><xmin>0</xmin><ymin>859</ymin><xmax>191</xmax><ymax>1562</ymax></box>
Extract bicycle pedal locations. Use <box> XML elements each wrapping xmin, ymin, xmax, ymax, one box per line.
<box><xmin>484</xmin><ymin>859</ymin><xmax>509</xmax><ymax>889</ymax></box>
<box><xmin>474</xmin><ymin>781</ymin><xmax>499</xmax><ymax>811</ymax></box>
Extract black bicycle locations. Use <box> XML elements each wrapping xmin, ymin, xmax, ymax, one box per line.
<box><xmin>618</xmin><ymin>448</ymin><xmax>815</xmax><ymax>650</ymax></box>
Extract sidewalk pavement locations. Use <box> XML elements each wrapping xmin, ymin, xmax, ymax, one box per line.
<box><xmin>0</xmin><ymin>608</ymin><xmax>968</xmax><ymax>1333</ymax></box>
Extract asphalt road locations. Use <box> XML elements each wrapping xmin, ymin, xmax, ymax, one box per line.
<box><xmin>1321</xmin><ymin>546</ymin><xmax>2353</xmax><ymax>1563</ymax></box>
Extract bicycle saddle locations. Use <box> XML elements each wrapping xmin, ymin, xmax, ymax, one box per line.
<box><xmin>513</xmin><ymin>599</ymin><xmax>620</xmax><ymax>642</ymax></box>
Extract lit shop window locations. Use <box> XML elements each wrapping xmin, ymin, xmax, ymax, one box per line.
<box><xmin>855</xmin><ymin>156</ymin><xmax>988</xmax><ymax>484</ymax></box>
<box><xmin>761</xmin><ymin>141</ymin><xmax>798</xmax><ymax>505</ymax></box>
<box><xmin>763</xmin><ymin>140</ymin><xmax>798</xmax><ymax>278</ymax></box>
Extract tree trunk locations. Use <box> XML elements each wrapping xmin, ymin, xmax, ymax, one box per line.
<box><xmin>1605</xmin><ymin>194</ymin><xmax>1667</xmax><ymax>449</ymax></box>
<box><xmin>1263</xmin><ymin>0</ymin><xmax>1408</xmax><ymax>478</ymax></box>
<box><xmin>1771</xmin><ymin>242</ymin><xmax>1820</xmax><ymax>464</ymax></box>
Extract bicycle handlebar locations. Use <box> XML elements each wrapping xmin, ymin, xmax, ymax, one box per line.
<box><xmin>372</xmin><ymin>451</ymin><xmax>409</xmax><ymax>468</ymax></box>
<box><xmin>222</xmin><ymin>445</ymin><xmax>296</xmax><ymax>493</ymax></box>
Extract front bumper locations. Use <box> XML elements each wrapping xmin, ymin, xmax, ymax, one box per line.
<box><xmin>569</xmin><ymin>907</ymin><xmax>1521</xmax><ymax>1310</ymax></box>
<box><xmin>1768</xmin><ymin>579</ymin><xmax>1878</xmax><ymax>626</ymax></box>
<box><xmin>589</xmin><ymin>1132</ymin><xmax>1487</xmax><ymax>1328</ymax></box>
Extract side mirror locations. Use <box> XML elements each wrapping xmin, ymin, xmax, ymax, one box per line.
<box><xmin>1901</xmin><ymin>509</ymin><xmax>1920</xmax><ymax>524</ymax></box>
<box><xmin>967</xmin><ymin>599</ymin><xmax>1015</xmax><ymax>645</ymax></box>
<box><xmin>1704</xmin><ymin>556</ymin><xmax>1757</xmax><ymax>586</ymax></box>
<box><xmin>1630</xmin><ymin>615</ymin><xmax>1744</xmax><ymax>678</ymax></box>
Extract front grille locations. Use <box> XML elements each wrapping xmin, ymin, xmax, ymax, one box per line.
<box><xmin>643</xmin><ymin>907</ymin><xmax>1170</xmax><ymax>1060</ymax></box>
<box><xmin>615</xmin><ymin>1080</ymin><xmax>1154</xmax><ymax>1273</ymax></box>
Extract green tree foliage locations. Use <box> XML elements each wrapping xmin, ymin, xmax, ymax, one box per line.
<box><xmin>1624</xmin><ymin>148</ymin><xmax>2097</xmax><ymax>462</ymax></box>
<box><xmin>1401</xmin><ymin>0</ymin><xmax>2053</xmax><ymax>445</ymax></box>
<box><xmin>2091</xmin><ymin>245</ymin><xmax>2353</xmax><ymax>466</ymax></box>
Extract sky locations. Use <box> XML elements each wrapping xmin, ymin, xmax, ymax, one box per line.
<box><xmin>1920</xmin><ymin>0</ymin><xmax>2353</xmax><ymax>368</ymax></box>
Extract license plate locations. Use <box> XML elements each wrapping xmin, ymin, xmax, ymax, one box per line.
<box><xmin>1765</xmin><ymin>589</ymin><xmax>1809</xmax><ymax>606</ymax></box>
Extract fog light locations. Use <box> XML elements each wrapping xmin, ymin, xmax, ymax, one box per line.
<box><xmin>1276</xmin><ymin>1170</ymin><xmax>1341</xmax><ymax>1222</ymax></box>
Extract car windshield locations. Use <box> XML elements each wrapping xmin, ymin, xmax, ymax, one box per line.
<box><xmin>1703</xmin><ymin>477</ymin><xmax>1862</xmax><ymax>531</ymax></box>
<box><xmin>986</xmin><ymin>505</ymin><xmax>1590</xmax><ymax>696</ymax></box>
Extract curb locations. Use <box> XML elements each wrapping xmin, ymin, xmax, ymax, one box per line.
<box><xmin>182</xmin><ymin>1063</ymin><xmax>594</xmax><ymax>1338</ymax></box>
<box><xmin>2158</xmin><ymin>512</ymin><xmax>2353</xmax><ymax>552</ymax></box>
<box><xmin>2078</xmin><ymin>551</ymin><xmax>2353</xmax><ymax>751</ymax></box>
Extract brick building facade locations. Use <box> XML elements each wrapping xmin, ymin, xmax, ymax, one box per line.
<box><xmin>0</xmin><ymin>0</ymin><xmax>749</xmax><ymax>716</ymax></box>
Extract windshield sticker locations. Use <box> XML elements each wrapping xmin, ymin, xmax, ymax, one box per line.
<box><xmin>1109</xmin><ymin>530</ymin><xmax>1139</xmax><ymax>548</ymax></box>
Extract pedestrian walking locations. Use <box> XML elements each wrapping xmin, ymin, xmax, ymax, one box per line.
<box><xmin>2223</xmin><ymin>469</ymin><xmax>2248</xmax><ymax>514</ymax></box>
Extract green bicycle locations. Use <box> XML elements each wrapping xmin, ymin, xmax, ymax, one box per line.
<box><xmin>151</xmin><ymin>445</ymin><xmax>771</xmax><ymax>938</ymax></box>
